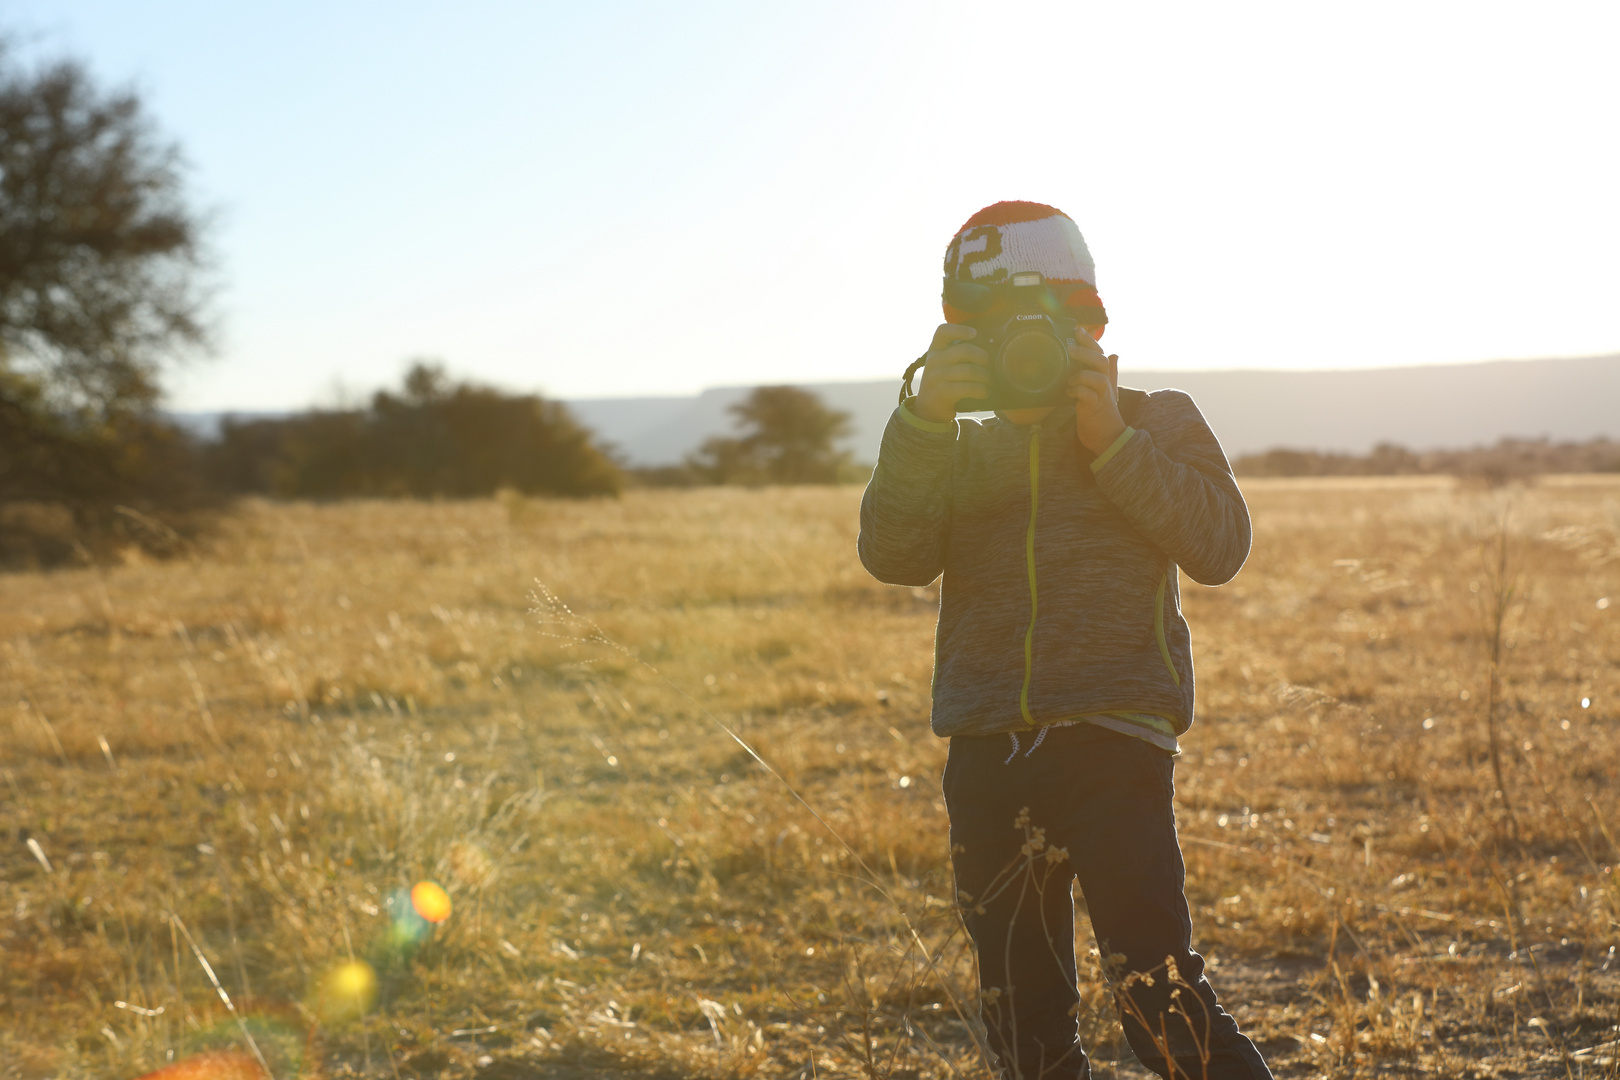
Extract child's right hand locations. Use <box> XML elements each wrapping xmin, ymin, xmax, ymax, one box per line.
<box><xmin>911</xmin><ymin>323</ymin><xmax>989</xmax><ymax>423</ymax></box>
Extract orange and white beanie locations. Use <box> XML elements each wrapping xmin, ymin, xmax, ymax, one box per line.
<box><xmin>942</xmin><ymin>201</ymin><xmax>1107</xmax><ymax>335</ymax></box>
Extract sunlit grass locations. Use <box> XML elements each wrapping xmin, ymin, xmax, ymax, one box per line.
<box><xmin>2</xmin><ymin>479</ymin><xmax>1618</xmax><ymax>1078</ymax></box>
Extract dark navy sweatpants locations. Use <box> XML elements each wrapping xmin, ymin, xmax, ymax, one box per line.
<box><xmin>943</xmin><ymin>722</ymin><xmax>1272</xmax><ymax>1080</ymax></box>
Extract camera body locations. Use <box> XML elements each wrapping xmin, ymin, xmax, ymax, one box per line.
<box><xmin>968</xmin><ymin>309</ymin><xmax>1080</xmax><ymax>412</ymax></box>
<box><xmin>945</xmin><ymin>271</ymin><xmax>1081</xmax><ymax>413</ymax></box>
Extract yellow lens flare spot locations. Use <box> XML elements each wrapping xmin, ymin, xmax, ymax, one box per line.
<box><xmin>317</xmin><ymin>959</ymin><xmax>378</xmax><ymax>1023</ymax></box>
<box><xmin>411</xmin><ymin>880</ymin><xmax>452</xmax><ymax>924</ymax></box>
<box><xmin>132</xmin><ymin>1051</ymin><xmax>268</xmax><ymax>1079</ymax></box>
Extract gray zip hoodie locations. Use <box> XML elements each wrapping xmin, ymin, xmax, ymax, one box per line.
<box><xmin>857</xmin><ymin>388</ymin><xmax>1250</xmax><ymax>745</ymax></box>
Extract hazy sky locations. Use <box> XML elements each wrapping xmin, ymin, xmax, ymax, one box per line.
<box><xmin>11</xmin><ymin>0</ymin><xmax>1620</xmax><ymax>409</ymax></box>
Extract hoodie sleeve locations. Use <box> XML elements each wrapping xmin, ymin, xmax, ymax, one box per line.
<box><xmin>1088</xmin><ymin>391</ymin><xmax>1251</xmax><ymax>586</ymax></box>
<box><xmin>857</xmin><ymin>405</ymin><xmax>959</xmax><ymax>587</ymax></box>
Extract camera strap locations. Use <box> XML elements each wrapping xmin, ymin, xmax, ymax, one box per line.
<box><xmin>898</xmin><ymin>354</ymin><xmax>929</xmax><ymax>409</ymax></box>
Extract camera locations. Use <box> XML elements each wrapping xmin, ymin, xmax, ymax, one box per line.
<box><xmin>945</xmin><ymin>271</ymin><xmax>1080</xmax><ymax>412</ymax></box>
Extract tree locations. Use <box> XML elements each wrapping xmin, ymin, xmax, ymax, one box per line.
<box><xmin>0</xmin><ymin>49</ymin><xmax>208</xmax><ymax>416</ymax></box>
<box><xmin>0</xmin><ymin>47</ymin><xmax>211</xmax><ymax>558</ymax></box>
<box><xmin>688</xmin><ymin>385</ymin><xmax>852</xmax><ymax>484</ymax></box>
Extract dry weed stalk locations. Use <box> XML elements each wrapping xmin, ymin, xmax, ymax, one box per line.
<box><xmin>1479</xmin><ymin>506</ymin><xmax>1522</xmax><ymax>843</ymax></box>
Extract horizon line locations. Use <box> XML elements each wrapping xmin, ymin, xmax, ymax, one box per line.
<box><xmin>168</xmin><ymin>349</ymin><xmax>1620</xmax><ymax>415</ymax></box>
<box><xmin>563</xmin><ymin>349</ymin><xmax>1620</xmax><ymax>403</ymax></box>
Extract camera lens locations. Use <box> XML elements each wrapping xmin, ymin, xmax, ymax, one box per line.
<box><xmin>998</xmin><ymin>330</ymin><xmax>1067</xmax><ymax>395</ymax></box>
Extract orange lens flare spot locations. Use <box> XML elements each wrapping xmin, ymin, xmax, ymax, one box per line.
<box><xmin>132</xmin><ymin>1051</ymin><xmax>268</xmax><ymax>1079</ymax></box>
<box><xmin>411</xmin><ymin>880</ymin><xmax>452</xmax><ymax>923</ymax></box>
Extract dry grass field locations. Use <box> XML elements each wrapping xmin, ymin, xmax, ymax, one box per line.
<box><xmin>3</xmin><ymin>478</ymin><xmax>1619</xmax><ymax>1079</ymax></box>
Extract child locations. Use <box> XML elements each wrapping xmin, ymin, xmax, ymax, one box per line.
<box><xmin>858</xmin><ymin>201</ymin><xmax>1272</xmax><ymax>1080</ymax></box>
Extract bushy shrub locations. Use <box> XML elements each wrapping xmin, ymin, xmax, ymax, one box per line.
<box><xmin>207</xmin><ymin>363</ymin><xmax>622</xmax><ymax>499</ymax></box>
<box><xmin>1</xmin><ymin>372</ymin><xmax>211</xmax><ymax>566</ymax></box>
<box><xmin>1232</xmin><ymin>437</ymin><xmax>1620</xmax><ymax>480</ymax></box>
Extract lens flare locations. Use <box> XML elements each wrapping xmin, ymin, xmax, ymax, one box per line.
<box><xmin>316</xmin><ymin>959</ymin><xmax>377</xmax><ymax>1023</ymax></box>
<box><xmin>411</xmin><ymin>880</ymin><xmax>452</xmax><ymax>924</ymax></box>
<box><xmin>385</xmin><ymin>886</ymin><xmax>431</xmax><ymax>950</ymax></box>
<box><xmin>132</xmin><ymin>1052</ymin><xmax>268</xmax><ymax>1079</ymax></box>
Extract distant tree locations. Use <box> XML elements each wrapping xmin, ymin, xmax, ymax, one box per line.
<box><xmin>688</xmin><ymin>386</ymin><xmax>852</xmax><ymax>484</ymax></box>
<box><xmin>209</xmin><ymin>362</ymin><xmax>623</xmax><ymax>499</ymax></box>
<box><xmin>688</xmin><ymin>430</ymin><xmax>766</xmax><ymax>486</ymax></box>
<box><xmin>1230</xmin><ymin>437</ymin><xmax>1620</xmax><ymax>481</ymax></box>
<box><xmin>0</xmin><ymin>47</ymin><xmax>213</xmax><ymax>562</ymax></box>
<box><xmin>0</xmin><ymin>50</ymin><xmax>208</xmax><ymax>418</ymax></box>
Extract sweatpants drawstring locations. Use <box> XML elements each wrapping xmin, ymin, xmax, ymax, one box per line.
<box><xmin>1004</xmin><ymin>725</ymin><xmax>1050</xmax><ymax>764</ymax></box>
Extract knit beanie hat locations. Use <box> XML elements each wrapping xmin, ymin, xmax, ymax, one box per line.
<box><xmin>942</xmin><ymin>201</ymin><xmax>1107</xmax><ymax>335</ymax></box>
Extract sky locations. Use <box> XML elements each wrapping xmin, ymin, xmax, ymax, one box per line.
<box><xmin>10</xmin><ymin>0</ymin><xmax>1620</xmax><ymax>410</ymax></box>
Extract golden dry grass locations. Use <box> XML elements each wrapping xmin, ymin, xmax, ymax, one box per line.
<box><xmin>2</xmin><ymin>478</ymin><xmax>1619</xmax><ymax>1079</ymax></box>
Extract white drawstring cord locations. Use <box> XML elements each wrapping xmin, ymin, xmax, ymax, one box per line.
<box><xmin>1024</xmin><ymin>725</ymin><xmax>1049</xmax><ymax>757</ymax></box>
<box><xmin>1003</xmin><ymin>724</ymin><xmax>1060</xmax><ymax>764</ymax></box>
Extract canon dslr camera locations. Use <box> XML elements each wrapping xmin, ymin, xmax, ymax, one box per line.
<box><xmin>944</xmin><ymin>271</ymin><xmax>1083</xmax><ymax>412</ymax></box>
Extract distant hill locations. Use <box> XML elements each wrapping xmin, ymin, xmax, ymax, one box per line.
<box><xmin>567</xmin><ymin>354</ymin><xmax>1620</xmax><ymax>466</ymax></box>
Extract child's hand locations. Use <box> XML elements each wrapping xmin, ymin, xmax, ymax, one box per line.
<box><xmin>911</xmin><ymin>323</ymin><xmax>990</xmax><ymax>424</ymax></box>
<box><xmin>1065</xmin><ymin>335</ymin><xmax>1126</xmax><ymax>454</ymax></box>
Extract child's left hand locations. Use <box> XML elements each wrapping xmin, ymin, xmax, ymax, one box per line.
<box><xmin>1066</xmin><ymin>334</ymin><xmax>1126</xmax><ymax>455</ymax></box>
